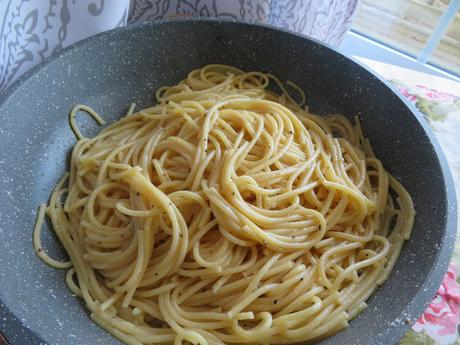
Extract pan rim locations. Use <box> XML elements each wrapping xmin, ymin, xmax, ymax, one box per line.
<box><xmin>0</xmin><ymin>17</ymin><xmax>457</xmax><ymax>345</ymax></box>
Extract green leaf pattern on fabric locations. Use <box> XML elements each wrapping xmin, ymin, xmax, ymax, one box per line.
<box><xmin>389</xmin><ymin>79</ymin><xmax>460</xmax><ymax>125</ymax></box>
<box><xmin>400</xmin><ymin>330</ymin><xmax>437</xmax><ymax>345</ymax></box>
<box><xmin>415</xmin><ymin>98</ymin><xmax>448</xmax><ymax>123</ymax></box>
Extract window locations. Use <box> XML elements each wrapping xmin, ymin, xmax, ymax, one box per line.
<box><xmin>351</xmin><ymin>0</ymin><xmax>460</xmax><ymax>76</ymax></box>
<box><xmin>429</xmin><ymin>11</ymin><xmax>460</xmax><ymax>72</ymax></box>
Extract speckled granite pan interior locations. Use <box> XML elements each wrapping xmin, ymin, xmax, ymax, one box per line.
<box><xmin>0</xmin><ymin>19</ymin><xmax>456</xmax><ymax>345</ymax></box>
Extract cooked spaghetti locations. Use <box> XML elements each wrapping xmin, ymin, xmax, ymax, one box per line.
<box><xmin>34</xmin><ymin>64</ymin><xmax>414</xmax><ymax>345</ymax></box>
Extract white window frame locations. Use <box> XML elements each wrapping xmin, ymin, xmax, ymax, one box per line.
<box><xmin>341</xmin><ymin>0</ymin><xmax>460</xmax><ymax>80</ymax></box>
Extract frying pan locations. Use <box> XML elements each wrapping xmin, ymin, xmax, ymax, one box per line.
<box><xmin>0</xmin><ymin>19</ymin><xmax>456</xmax><ymax>345</ymax></box>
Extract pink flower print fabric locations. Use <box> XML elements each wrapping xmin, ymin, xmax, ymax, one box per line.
<box><xmin>412</xmin><ymin>265</ymin><xmax>460</xmax><ymax>344</ymax></box>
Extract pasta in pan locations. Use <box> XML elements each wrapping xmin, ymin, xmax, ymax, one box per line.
<box><xmin>34</xmin><ymin>64</ymin><xmax>414</xmax><ymax>345</ymax></box>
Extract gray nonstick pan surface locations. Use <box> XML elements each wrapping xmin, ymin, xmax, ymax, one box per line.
<box><xmin>0</xmin><ymin>19</ymin><xmax>456</xmax><ymax>345</ymax></box>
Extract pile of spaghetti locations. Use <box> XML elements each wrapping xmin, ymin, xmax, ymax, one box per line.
<box><xmin>34</xmin><ymin>65</ymin><xmax>414</xmax><ymax>345</ymax></box>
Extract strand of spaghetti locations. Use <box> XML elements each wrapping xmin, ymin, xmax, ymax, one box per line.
<box><xmin>33</xmin><ymin>204</ymin><xmax>72</xmax><ymax>269</ymax></box>
<box><xmin>69</xmin><ymin>104</ymin><xmax>106</xmax><ymax>139</ymax></box>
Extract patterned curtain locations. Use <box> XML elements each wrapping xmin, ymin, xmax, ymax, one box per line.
<box><xmin>0</xmin><ymin>0</ymin><xmax>359</xmax><ymax>92</ymax></box>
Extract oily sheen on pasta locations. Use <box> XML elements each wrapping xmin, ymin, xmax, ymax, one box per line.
<box><xmin>34</xmin><ymin>65</ymin><xmax>414</xmax><ymax>345</ymax></box>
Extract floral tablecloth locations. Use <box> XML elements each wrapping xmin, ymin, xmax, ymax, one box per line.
<box><xmin>392</xmin><ymin>80</ymin><xmax>460</xmax><ymax>345</ymax></box>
